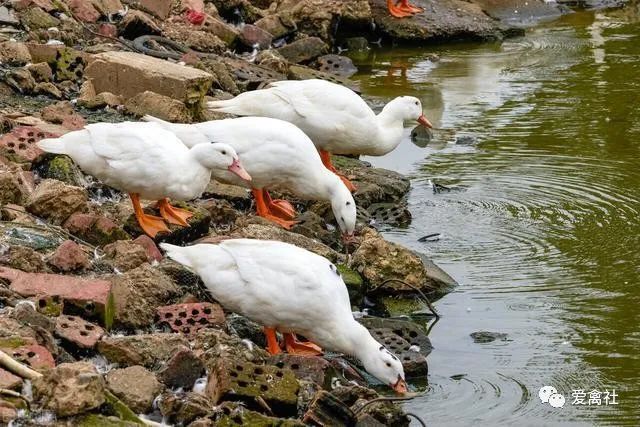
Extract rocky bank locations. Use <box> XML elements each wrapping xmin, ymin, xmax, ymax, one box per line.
<box><xmin>0</xmin><ymin>0</ymin><xmax>626</xmax><ymax>425</ymax></box>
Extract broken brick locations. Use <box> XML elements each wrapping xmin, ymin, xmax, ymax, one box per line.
<box><xmin>139</xmin><ymin>0</ymin><xmax>172</xmax><ymax>19</ymax></box>
<box><xmin>269</xmin><ymin>354</ymin><xmax>331</xmax><ymax>386</ymax></box>
<box><xmin>1</xmin><ymin>344</ymin><xmax>55</xmax><ymax>371</ymax></box>
<box><xmin>303</xmin><ymin>390</ymin><xmax>355</xmax><ymax>426</ymax></box>
<box><xmin>0</xmin><ymin>368</ymin><xmax>21</xmax><ymax>390</ymax></box>
<box><xmin>0</xmin><ymin>266</ymin><xmax>113</xmax><ymax>328</ymax></box>
<box><xmin>63</xmin><ymin>212</ymin><xmax>130</xmax><ymax>246</ymax></box>
<box><xmin>66</xmin><ymin>0</ymin><xmax>100</xmax><ymax>22</ymax></box>
<box><xmin>55</xmin><ymin>315</ymin><xmax>105</xmax><ymax>349</ymax></box>
<box><xmin>0</xmin><ymin>126</ymin><xmax>57</xmax><ymax>163</ymax></box>
<box><xmin>157</xmin><ymin>349</ymin><xmax>204</xmax><ymax>389</ymax></box>
<box><xmin>156</xmin><ymin>302</ymin><xmax>225</xmax><ymax>337</ymax></box>
<box><xmin>133</xmin><ymin>235</ymin><xmax>163</xmax><ymax>262</ymax></box>
<box><xmin>206</xmin><ymin>358</ymin><xmax>299</xmax><ymax>417</ymax></box>
<box><xmin>48</xmin><ymin>240</ymin><xmax>90</xmax><ymax>272</ymax></box>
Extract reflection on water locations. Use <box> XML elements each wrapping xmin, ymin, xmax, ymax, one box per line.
<box><xmin>352</xmin><ymin>7</ymin><xmax>640</xmax><ymax>426</ymax></box>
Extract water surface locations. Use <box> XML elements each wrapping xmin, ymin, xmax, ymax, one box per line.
<box><xmin>352</xmin><ymin>6</ymin><xmax>640</xmax><ymax>425</ymax></box>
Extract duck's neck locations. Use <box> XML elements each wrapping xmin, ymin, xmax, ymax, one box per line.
<box><xmin>321</xmin><ymin>172</ymin><xmax>343</xmax><ymax>198</ymax></box>
<box><xmin>339</xmin><ymin>320</ymin><xmax>382</xmax><ymax>363</ymax></box>
<box><xmin>373</xmin><ymin>101</ymin><xmax>406</xmax><ymax>155</ymax></box>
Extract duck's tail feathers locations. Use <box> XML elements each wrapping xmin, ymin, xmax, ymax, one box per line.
<box><xmin>206</xmin><ymin>98</ymin><xmax>249</xmax><ymax>115</ymax></box>
<box><xmin>159</xmin><ymin>243</ymin><xmax>194</xmax><ymax>268</ymax></box>
<box><xmin>141</xmin><ymin>115</ymin><xmax>170</xmax><ymax>125</ymax></box>
<box><xmin>37</xmin><ymin>138</ymin><xmax>67</xmax><ymax>154</ymax></box>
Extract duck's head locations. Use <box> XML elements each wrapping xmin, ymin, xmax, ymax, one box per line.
<box><xmin>330</xmin><ymin>183</ymin><xmax>357</xmax><ymax>242</ymax></box>
<box><xmin>387</xmin><ymin>96</ymin><xmax>432</xmax><ymax>129</ymax></box>
<box><xmin>362</xmin><ymin>342</ymin><xmax>408</xmax><ymax>394</ymax></box>
<box><xmin>194</xmin><ymin>142</ymin><xmax>251</xmax><ymax>182</ymax></box>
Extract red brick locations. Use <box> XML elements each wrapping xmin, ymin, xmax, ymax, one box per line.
<box><xmin>66</xmin><ymin>0</ymin><xmax>100</xmax><ymax>22</ymax></box>
<box><xmin>0</xmin><ymin>267</ymin><xmax>113</xmax><ymax>328</ymax></box>
<box><xmin>139</xmin><ymin>0</ymin><xmax>172</xmax><ymax>19</ymax></box>
<box><xmin>239</xmin><ymin>24</ymin><xmax>273</xmax><ymax>49</ymax></box>
<box><xmin>0</xmin><ymin>126</ymin><xmax>58</xmax><ymax>162</ymax></box>
<box><xmin>14</xmin><ymin>0</ymin><xmax>55</xmax><ymax>11</ymax></box>
<box><xmin>156</xmin><ymin>302</ymin><xmax>224</xmax><ymax>337</ymax></box>
<box><xmin>0</xmin><ymin>368</ymin><xmax>21</xmax><ymax>390</ymax></box>
<box><xmin>133</xmin><ymin>235</ymin><xmax>162</xmax><ymax>262</ymax></box>
<box><xmin>98</xmin><ymin>23</ymin><xmax>118</xmax><ymax>38</ymax></box>
<box><xmin>1</xmin><ymin>344</ymin><xmax>55</xmax><ymax>371</ymax></box>
<box><xmin>55</xmin><ymin>315</ymin><xmax>105</xmax><ymax>349</ymax></box>
<box><xmin>48</xmin><ymin>240</ymin><xmax>90</xmax><ymax>272</ymax></box>
<box><xmin>63</xmin><ymin>212</ymin><xmax>129</xmax><ymax>246</ymax></box>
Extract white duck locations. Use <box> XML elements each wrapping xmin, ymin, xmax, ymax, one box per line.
<box><xmin>143</xmin><ymin>115</ymin><xmax>357</xmax><ymax>241</ymax></box>
<box><xmin>37</xmin><ymin>122</ymin><xmax>251</xmax><ymax>238</ymax></box>
<box><xmin>206</xmin><ymin>79</ymin><xmax>433</xmax><ymax>191</ymax></box>
<box><xmin>160</xmin><ymin>239</ymin><xmax>408</xmax><ymax>394</ymax></box>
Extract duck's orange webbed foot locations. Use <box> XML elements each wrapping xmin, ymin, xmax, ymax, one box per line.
<box><xmin>263</xmin><ymin>190</ymin><xmax>297</xmax><ymax>220</ymax></box>
<box><xmin>157</xmin><ymin>198</ymin><xmax>193</xmax><ymax>226</ymax></box>
<box><xmin>397</xmin><ymin>0</ymin><xmax>423</xmax><ymax>14</ymax></box>
<box><xmin>264</xmin><ymin>327</ymin><xmax>282</xmax><ymax>355</ymax></box>
<box><xmin>130</xmin><ymin>193</ymin><xmax>170</xmax><ymax>238</ymax></box>
<box><xmin>253</xmin><ymin>189</ymin><xmax>300</xmax><ymax>229</ymax></box>
<box><xmin>283</xmin><ymin>333</ymin><xmax>323</xmax><ymax>356</ymax></box>
<box><xmin>387</xmin><ymin>0</ymin><xmax>414</xmax><ymax>17</ymax></box>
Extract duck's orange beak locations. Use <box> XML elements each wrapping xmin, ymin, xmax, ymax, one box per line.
<box><xmin>417</xmin><ymin>114</ymin><xmax>433</xmax><ymax>128</ymax></box>
<box><xmin>341</xmin><ymin>233</ymin><xmax>356</xmax><ymax>244</ymax></box>
<box><xmin>392</xmin><ymin>376</ymin><xmax>408</xmax><ymax>395</ymax></box>
<box><xmin>228</xmin><ymin>159</ymin><xmax>252</xmax><ymax>182</ymax></box>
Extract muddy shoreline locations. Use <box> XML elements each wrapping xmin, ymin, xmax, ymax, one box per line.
<box><xmin>0</xmin><ymin>0</ymin><xmax>628</xmax><ymax>425</ymax></box>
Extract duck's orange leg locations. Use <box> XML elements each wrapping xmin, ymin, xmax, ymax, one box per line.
<box><xmin>130</xmin><ymin>193</ymin><xmax>169</xmax><ymax>238</ymax></box>
<box><xmin>387</xmin><ymin>0</ymin><xmax>413</xmax><ymax>17</ymax></box>
<box><xmin>264</xmin><ymin>327</ymin><xmax>282</xmax><ymax>355</ymax></box>
<box><xmin>157</xmin><ymin>198</ymin><xmax>193</xmax><ymax>226</ymax></box>
<box><xmin>283</xmin><ymin>333</ymin><xmax>323</xmax><ymax>356</ymax></box>
<box><xmin>397</xmin><ymin>0</ymin><xmax>423</xmax><ymax>14</ymax></box>
<box><xmin>263</xmin><ymin>190</ymin><xmax>296</xmax><ymax>220</ymax></box>
<box><xmin>318</xmin><ymin>150</ymin><xmax>357</xmax><ymax>192</ymax></box>
<box><xmin>252</xmin><ymin>189</ymin><xmax>299</xmax><ymax>229</ymax></box>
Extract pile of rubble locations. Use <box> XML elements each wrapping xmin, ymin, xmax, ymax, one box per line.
<box><xmin>0</xmin><ymin>0</ymin><xmax>471</xmax><ymax>424</ymax></box>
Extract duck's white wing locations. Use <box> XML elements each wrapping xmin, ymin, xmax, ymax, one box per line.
<box><xmin>85</xmin><ymin>122</ymin><xmax>187</xmax><ymax>166</ymax></box>
<box><xmin>219</xmin><ymin>240</ymin><xmax>353</xmax><ymax>326</ymax></box>
<box><xmin>268</xmin><ymin>80</ymin><xmax>376</xmax><ymax>135</ymax></box>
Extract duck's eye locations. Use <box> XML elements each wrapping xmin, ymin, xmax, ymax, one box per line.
<box><xmin>385</xmin><ymin>362</ymin><xmax>392</xmax><ymax>368</ymax></box>
<box><xmin>340</xmin><ymin>216</ymin><xmax>344</xmax><ymax>222</ymax></box>
<box><xmin>346</xmin><ymin>201</ymin><xmax>351</xmax><ymax>206</ymax></box>
<box><xmin>221</xmin><ymin>150</ymin><xmax>227</xmax><ymax>155</ymax></box>
<box><xmin>414</xmin><ymin>101</ymin><xmax>419</xmax><ymax>106</ymax></box>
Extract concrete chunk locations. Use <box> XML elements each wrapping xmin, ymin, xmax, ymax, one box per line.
<box><xmin>84</xmin><ymin>51</ymin><xmax>213</xmax><ymax>108</ymax></box>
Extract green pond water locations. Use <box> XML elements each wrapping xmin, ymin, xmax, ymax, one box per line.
<box><xmin>352</xmin><ymin>6</ymin><xmax>640</xmax><ymax>426</ymax></box>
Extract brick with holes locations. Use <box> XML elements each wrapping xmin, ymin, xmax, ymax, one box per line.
<box><xmin>0</xmin><ymin>126</ymin><xmax>58</xmax><ymax>162</ymax></box>
<box><xmin>206</xmin><ymin>358</ymin><xmax>300</xmax><ymax>417</ymax></box>
<box><xmin>359</xmin><ymin>317</ymin><xmax>432</xmax><ymax>357</ymax></box>
<box><xmin>156</xmin><ymin>302</ymin><xmax>225</xmax><ymax>337</ymax></box>
<box><xmin>0</xmin><ymin>266</ymin><xmax>114</xmax><ymax>328</ymax></box>
<box><xmin>55</xmin><ymin>315</ymin><xmax>105</xmax><ymax>349</ymax></box>
<box><xmin>268</xmin><ymin>354</ymin><xmax>331</xmax><ymax>387</ymax></box>
<box><xmin>0</xmin><ymin>344</ymin><xmax>55</xmax><ymax>371</ymax></box>
<box><xmin>369</xmin><ymin>329</ymin><xmax>427</xmax><ymax>378</ymax></box>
